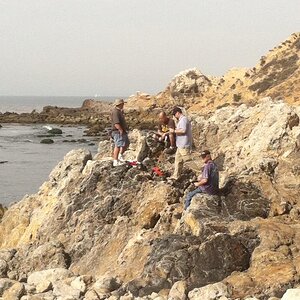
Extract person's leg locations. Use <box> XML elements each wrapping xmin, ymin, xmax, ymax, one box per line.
<box><xmin>185</xmin><ymin>187</ymin><xmax>202</xmax><ymax>209</ymax></box>
<box><xmin>171</xmin><ymin>149</ymin><xmax>183</xmax><ymax>179</ymax></box>
<box><xmin>113</xmin><ymin>146</ymin><xmax>120</xmax><ymax>160</ymax></box>
<box><xmin>120</xmin><ymin>133</ymin><xmax>129</xmax><ymax>155</ymax></box>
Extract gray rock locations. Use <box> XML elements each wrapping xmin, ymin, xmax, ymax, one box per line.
<box><xmin>281</xmin><ymin>288</ymin><xmax>300</xmax><ymax>300</ymax></box>
<box><xmin>0</xmin><ymin>259</ymin><xmax>7</xmax><ymax>278</ymax></box>
<box><xmin>0</xmin><ymin>278</ymin><xmax>15</xmax><ymax>296</ymax></box>
<box><xmin>48</xmin><ymin>128</ymin><xmax>63</xmax><ymax>135</ymax></box>
<box><xmin>93</xmin><ymin>276</ymin><xmax>122</xmax><ymax>294</ymax></box>
<box><xmin>168</xmin><ymin>280</ymin><xmax>187</xmax><ymax>300</ymax></box>
<box><xmin>70</xmin><ymin>276</ymin><xmax>87</xmax><ymax>294</ymax></box>
<box><xmin>53</xmin><ymin>281</ymin><xmax>81</xmax><ymax>299</ymax></box>
<box><xmin>2</xmin><ymin>282</ymin><xmax>25</xmax><ymax>299</ymax></box>
<box><xmin>40</xmin><ymin>138</ymin><xmax>54</xmax><ymax>144</ymax></box>
<box><xmin>20</xmin><ymin>291</ymin><xmax>56</xmax><ymax>299</ymax></box>
<box><xmin>83</xmin><ymin>289</ymin><xmax>100</xmax><ymax>300</ymax></box>
<box><xmin>36</xmin><ymin>280</ymin><xmax>52</xmax><ymax>293</ymax></box>
<box><xmin>27</xmin><ymin>268</ymin><xmax>73</xmax><ymax>287</ymax></box>
<box><xmin>188</xmin><ymin>282</ymin><xmax>229</xmax><ymax>300</ymax></box>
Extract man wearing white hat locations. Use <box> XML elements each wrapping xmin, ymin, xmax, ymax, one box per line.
<box><xmin>111</xmin><ymin>99</ymin><xmax>130</xmax><ymax>167</ymax></box>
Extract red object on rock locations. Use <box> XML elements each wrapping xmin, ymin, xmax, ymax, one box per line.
<box><xmin>152</xmin><ymin>166</ymin><xmax>164</xmax><ymax>177</ymax></box>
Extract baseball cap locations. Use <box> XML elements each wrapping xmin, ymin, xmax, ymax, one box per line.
<box><xmin>172</xmin><ymin>106</ymin><xmax>182</xmax><ymax>115</ymax></box>
<box><xmin>200</xmin><ymin>150</ymin><xmax>210</xmax><ymax>158</ymax></box>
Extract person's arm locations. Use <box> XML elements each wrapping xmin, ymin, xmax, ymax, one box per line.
<box><xmin>194</xmin><ymin>178</ymin><xmax>208</xmax><ymax>187</ymax></box>
<box><xmin>169</xmin><ymin>117</ymin><xmax>187</xmax><ymax>135</ymax></box>
<box><xmin>194</xmin><ymin>165</ymin><xmax>209</xmax><ymax>187</ymax></box>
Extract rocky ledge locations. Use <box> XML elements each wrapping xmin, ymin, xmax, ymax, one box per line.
<box><xmin>0</xmin><ymin>97</ymin><xmax>299</xmax><ymax>300</ymax></box>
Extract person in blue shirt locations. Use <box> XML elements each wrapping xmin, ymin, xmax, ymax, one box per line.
<box><xmin>185</xmin><ymin>150</ymin><xmax>219</xmax><ymax>209</ymax></box>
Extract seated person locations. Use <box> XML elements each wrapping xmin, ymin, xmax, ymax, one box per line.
<box><xmin>185</xmin><ymin>150</ymin><xmax>219</xmax><ymax>209</ymax></box>
<box><xmin>153</xmin><ymin>111</ymin><xmax>176</xmax><ymax>153</ymax></box>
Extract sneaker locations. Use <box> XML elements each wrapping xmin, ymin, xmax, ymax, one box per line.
<box><xmin>119</xmin><ymin>154</ymin><xmax>125</xmax><ymax>161</ymax></box>
<box><xmin>165</xmin><ymin>147</ymin><xmax>176</xmax><ymax>155</ymax></box>
<box><xmin>113</xmin><ymin>160</ymin><xmax>126</xmax><ymax>167</ymax></box>
<box><xmin>167</xmin><ymin>177</ymin><xmax>177</xmax><ymax>184</ymax></box>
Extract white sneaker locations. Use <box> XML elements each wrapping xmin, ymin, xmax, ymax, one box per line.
<box><xmin>113</xmin><ymin>160</ymin><xmax>126</xmax><ymax>167</ymax></box>
<box><xmin>119</xmin><ymin>154</ymin><xmax>125</xmax><ymax>161</ymax></box>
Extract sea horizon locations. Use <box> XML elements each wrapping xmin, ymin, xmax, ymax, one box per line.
<box><xmin>0</xmin><ymin>95</ymin><xmax>126</xmax><ymax>114</ymax></box>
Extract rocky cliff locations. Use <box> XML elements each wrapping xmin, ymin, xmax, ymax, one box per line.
<box><xmin>0</xmin><ymin>97</ymin><xmax>299</xmax><ymax>299</ymax></box>
<box><xmin>126</xmin><ymin>32</ymin><xmax>300</xmax><ymax>113</ymax></box>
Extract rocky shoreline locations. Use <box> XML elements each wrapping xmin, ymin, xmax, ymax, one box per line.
<box><xmin>0</xmin><ymin>32</ymin><xmax>300</xmax><ymax>300</ymax></box>
<box><xmin>0</xmin><ymin>97</ymin><xmax>299</xmax><ymax>300</ymax></box>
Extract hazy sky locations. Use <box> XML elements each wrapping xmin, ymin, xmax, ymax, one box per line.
<box><xmin>0</xmin><ymin>0</ymin><xmax>299</xmax><ymax>96</ymax></box>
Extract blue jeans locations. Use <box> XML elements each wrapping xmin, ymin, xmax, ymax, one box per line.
<box><xmin>185</xmin><ymin>187</ymin><xmax>203</xmax><ymax>209</ymax></box>
<box><xmin>112</xmin><ymin>131</ymin><xmax>130</xmax><ymax>148</ymax></box>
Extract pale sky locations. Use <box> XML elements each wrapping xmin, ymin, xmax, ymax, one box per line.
<box><xmin>0</xmin><ymin>0</ymin><xmax>299</xmax><ymax>96</ymax></box>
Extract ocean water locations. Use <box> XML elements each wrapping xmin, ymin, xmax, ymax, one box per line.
<box><xmin>0</xmin><ymin>123</ymin><xmax>100</xmax><ymax>206</ymax></box>
<box><xmin>0</xmin><ymin>95</ymin><xmax>116</xmax><ymax>113</ymax></box>
<box><xmin>0</xmin><ymin>96</ymin><xmax>118</xmax><ymax>206</ymax></box>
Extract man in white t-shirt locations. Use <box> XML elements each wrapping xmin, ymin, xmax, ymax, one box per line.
<box><xmin>169</xmin><ymin>106</ymin><xmax>192</xmax><ymax>180</ymax></box>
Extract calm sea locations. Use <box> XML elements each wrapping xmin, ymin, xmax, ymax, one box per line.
<box><xmin>0</xmin><ymin>95</ymin><xmax>116</xmax><ymax>113</ymax></box>
<box><xmin>0</xmin><ymin>96</ymin><xmax>119</xmax><ymax>206</ymax></box>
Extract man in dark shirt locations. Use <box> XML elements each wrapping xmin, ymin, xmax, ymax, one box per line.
<box><xmin>154</xmin><ymin>111</ymin><xmax>176</xmax><ymax>153</ymax></box>
<box><xmin>111</xmin><ymin>99</ymin><xmax>130</xmax><ymax>167</ymax></box>
<box><xmin>184</xmin><ymin>150</ymin><xmax>219</xmax><ymax>209</ymax></box>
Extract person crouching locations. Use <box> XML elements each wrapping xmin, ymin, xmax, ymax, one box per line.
<box><xmin>185</xmin><ymin>150</ymin><xmax>219</xmax><ymax>209</ymax></box>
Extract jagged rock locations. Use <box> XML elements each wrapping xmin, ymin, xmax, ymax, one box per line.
<box><xmin>0</xmin><ymin>259</ymin><xmax>7</xmax><ymax>278</ymax></box>
<box><xmin>70</xmin><ymin>276</ymin><xmax>88</xmax><ymax>294</ymax></box>
<box><xmin>0</xmin><ymin>205</ymin><xmax>5</xmax><ymax>221</ymax></box>
<box><xmin>93</xmin><ymin>276</ymin><xmax>122</xmax><ymax>294</ymax></box>
<box><xmin>142</xmin><ymin>233</ymin><xmax>250</xmax><ymax>291</ymax></box>
<box><xmin>168</xmin><ymin>280</ymin><xmax>187</xmax><ymax>300</ymax></box>
<box><xmin>20</xmin><ymin>291</ymin><xmax>55</xmax><ymax>300</ymax></box>
<box><xmin>119</xmin><ymin>292</ymin><xmax>134</xmax><ymax>300</ymax></box>
<box><xmin>5</xmin><ymin>242</ymin><xmax>71</xmax><ymax>281</ymax></box>
<box><xmin>122</xmin><ymin>129</ymin><xmax>149</xmax><ymax>162</ymax></box>
<box><xmin>83</xmin><ymin>289</ymin><xmax>100</xmax><ymax>300</ymax></box>
<box><xmin>0</xmin><ymin>278</ymin><xmax>16</xmax><ymax>296</ymax></box>
<box><xmin>27</xmin><ymin>268</ymin><xmax>73</xmax><ymax>287</ymax></box>
<box><xmin>52</xmin><ymin>281</ymin><xmax>81</xmax><ymax>299</ymax></box>
<box><xmin>280</xmin><ymin>288</ymin><xmax>300</xmax><ymax>300</ymax></box>
<box><xmin>35</xmin><ymin>280</ymin><xmax>52</xmax><ymax>293</ymax></box>
<box><xmin>2</xmin><ymin>281</ymin><xmax>25</xmax><ymax>299</ymax></box>
<box><xmin>188</xmin><ymin>282</ymin><xmax>229</xmax><ymax>300</ymax></box>
<box><xmin>181</xmin><ymin>193</ymin><xmax>221</xmax><ymax>237</ymax></box>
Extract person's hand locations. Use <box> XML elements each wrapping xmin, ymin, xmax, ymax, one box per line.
<box><xmin>194</xmin><ymin>181</ymin><xmax>200</xmax><ymax>187</ymax></box>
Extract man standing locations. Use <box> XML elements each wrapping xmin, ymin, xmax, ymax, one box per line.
<box><xmin>154</xmin><ymin>111</ymin><xmax>176</xmax><ymax>153</ymax></box>
<box><xmin>185</xmin><ymin>150</ymin><xmax>219</xmax><ymax>209</ymax></box>
<box><xmin>111</xmin><ymin>99</ymin><xmax>130</xmax><ymax>167</ymax></box>
<box><xmin>169</xmin><ymin>106</ymin><xmax>192</xmax><ymax>180</ymax></box>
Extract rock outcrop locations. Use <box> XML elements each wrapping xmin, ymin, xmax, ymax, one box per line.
<box><xmin>0</xmin><ymin>96</ymin><xmax>299</xmax><ymax>299</ymax></box>
<box><xmin>126</xmin><ymin>32</ymin><xmax>300</xmax><ymax>112</ymax></box>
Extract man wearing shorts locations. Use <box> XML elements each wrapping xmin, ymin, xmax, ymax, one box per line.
<box><xmin>111</xmin><ymin>99</ymin><xmax>130</xmax><ymax>167</ymax></box>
